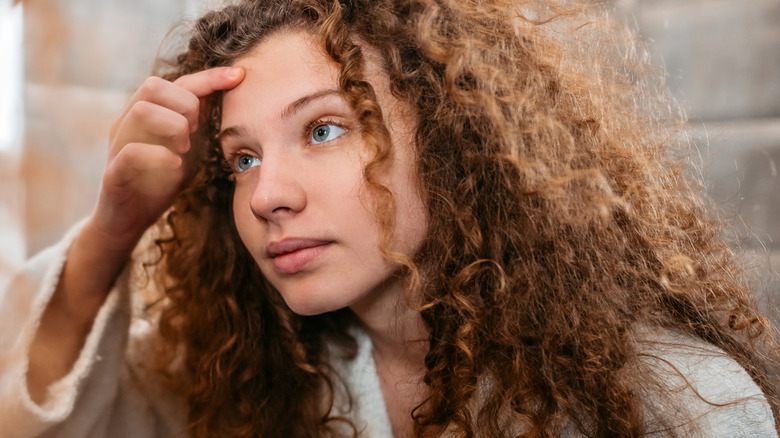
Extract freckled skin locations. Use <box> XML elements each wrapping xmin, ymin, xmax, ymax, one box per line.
<box><xmin>222</xmin><ymin>31</ymin><xmax>427</xmax><ymax>317</ymax></box>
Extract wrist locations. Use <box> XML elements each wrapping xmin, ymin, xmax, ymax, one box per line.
<box><xmin>82</xmin><ymin>214</ymin><xmax>144</xmax><ymax>257</ymax></box>
<box><xmin>53</xmin><ymin>218</ymin><xmax>136</xmax><ymax>322</ymax></box>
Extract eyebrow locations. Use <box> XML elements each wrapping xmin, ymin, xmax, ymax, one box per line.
<box><xmin>218</xmin><ymin>125</ymin><xmax>249</xmax><ymax>144</ymax></box>
<box><xmin>280</xmin><ymin>88</ymin><xmax>342</xmax><ymax>120</ymax></box>
<box><xmin>218</xmin><ymin>88</ymin><xmax>343</xmax><ymax>143</ymax></box>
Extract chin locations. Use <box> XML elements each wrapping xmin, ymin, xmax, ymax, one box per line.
<box><xmin>281</xmin><ymin>293</ymin><xmax>348</xmax><ymax>316</ymax></box>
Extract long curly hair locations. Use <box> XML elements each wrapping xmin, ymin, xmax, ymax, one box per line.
<box><xmin>143</xmin><ymin>0</ymin><xmax>780</xmax><ymax>436</ymax></box>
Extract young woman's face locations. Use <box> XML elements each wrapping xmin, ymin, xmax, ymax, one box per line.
<box><xmin>220</xmin><ymin>31</ymin><xmax>428</xmax><ymax>316</ymax></box>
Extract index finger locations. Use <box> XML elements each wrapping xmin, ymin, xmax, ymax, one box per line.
<box><xmin>173</xmin><ymin>66</ymin><xmax>245</xmax><ymax>98</ymax></box>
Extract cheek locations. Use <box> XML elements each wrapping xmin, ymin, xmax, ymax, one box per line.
<box><xmin>396</xmin><ymin>191</ymin><xmax>428</xmax><ymax>253</ymax></box>
<box><xmin>386</xmin><ymin>153</ymin><xmax>428</xmax><ymax>253</ymax></box>
<box><xmin>231</xmin><ymin>185</ymin><xmax>255</xmax><ymax>251</ymax></box>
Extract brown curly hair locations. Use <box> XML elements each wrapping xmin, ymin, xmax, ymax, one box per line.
<box><xmin>144</xmin><ymin>0</ymin><xmax>780</xmax><ymax>436</ymax></box>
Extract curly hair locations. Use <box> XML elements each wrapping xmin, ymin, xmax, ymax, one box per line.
<box><xmin>144</xmin><ymin>0</ymin><xmax>780</xmax><ymax>436</ymax></box>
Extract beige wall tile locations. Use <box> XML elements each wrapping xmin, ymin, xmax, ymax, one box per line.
<box><xmin>634</xmin><ymin>0</ymin><xmax>780</xmax><ymax>121</ymax></box>
<box><xmin>22</xmin><ymin>0</ymin><xmax>206</xmax><ymax>254</ymax></box>
<box><xmin>693</xmin><ymin>119</ymin><xmax>780</xmax><ymax>248</ymax></box>
<box><xmin>23</xmin><ymin>84</ymin><xmax>127</xmax><ymax>254</ymax></box>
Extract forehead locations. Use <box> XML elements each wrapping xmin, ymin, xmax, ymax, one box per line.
<box><xmin>219</xmin><ymin>29</ymin><xmax>415</xmax><ymax>141</ymax></box>
<box><xmin>221</xmin><ymin>31</ymin><xmax>339</xmax><ymax>121</ymax></box>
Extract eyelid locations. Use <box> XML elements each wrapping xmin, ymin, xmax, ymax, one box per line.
<box><xmin>304</xmin><ymin>118</ymin><xmax>348</xmax><ymax>145</ymax></box>
<box><xmin>219</xmin><ymin>138</ymin><xmax>245</xmax><ymax>161</ymax></box>
<box><xmin>225</xmin><ymin>149</ymin><xmax>262</xmax><ymax>175</ymax></box>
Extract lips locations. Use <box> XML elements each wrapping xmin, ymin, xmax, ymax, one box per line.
<box><xmin>266</xmin><ymin>238</ymin><xmax>333</xmax><ymax>274</ymax></box>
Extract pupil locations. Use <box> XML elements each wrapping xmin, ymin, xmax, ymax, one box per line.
<box><xmin>315</xmin><ymin>125</ymin><xmax>329</xmax><ymax>140</ymax></box>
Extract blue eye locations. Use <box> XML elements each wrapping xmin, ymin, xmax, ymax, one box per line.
<box><xmin>235</xmin><ymin>154</ymin><xmax>261</xmax><ymax>173</ymax></box>
<box><xmin>311</xmin><ymin>124</ymin><xmax>345</xmax><ymax>144</ymax></box>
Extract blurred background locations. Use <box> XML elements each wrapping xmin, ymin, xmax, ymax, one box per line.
<box><xmin>0</xmin><ymin>0</ymin><xmax>778</xmax><ymax>311</ymax></box>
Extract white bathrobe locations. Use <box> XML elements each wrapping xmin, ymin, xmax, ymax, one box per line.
<box><xmin>0</xmin><ymin>225</ymin><xmax>776</xmax><ymax>437</ymax></box>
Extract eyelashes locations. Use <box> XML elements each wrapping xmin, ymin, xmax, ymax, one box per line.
<box><xmin>305</xmin><ymin>119</ymin><xmax>347</xmax><ymax>145</ymax></box>
<box><xmin>234</xmin><ymin>154</ymin><xmax>262</xmax><ymax>173</ymax></box>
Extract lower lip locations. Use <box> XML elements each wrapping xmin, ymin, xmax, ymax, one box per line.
<box><xmin>272</xmin><ymin>243</ymin><xmax>332</xmax><ymax>275</ymax></box>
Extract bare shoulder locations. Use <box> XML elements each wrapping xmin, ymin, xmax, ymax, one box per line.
<box><xmin>635</xmin><ymin>328</ymin><xmax>777</xmax><ymax>437</ymax></box>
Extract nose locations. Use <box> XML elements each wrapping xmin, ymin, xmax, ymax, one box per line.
<box><xmin>248</xmin><ymin>153</ymin><xmax>306</xmax><ymax>220</ymax></box>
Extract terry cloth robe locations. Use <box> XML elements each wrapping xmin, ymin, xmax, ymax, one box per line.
<box><xmin>0</xmin><ymin>224</ymin><xmax>776</xmax><ymax>437</ymax></box>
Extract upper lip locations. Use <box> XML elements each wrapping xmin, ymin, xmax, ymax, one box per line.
<box><xmin>266</xmin><ymin>238</ymin><xmax>333</xmax><ymax>258</ymax></box>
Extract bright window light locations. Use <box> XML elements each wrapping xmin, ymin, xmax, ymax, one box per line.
<box><xmin>0</xmin><ymin>2</ymin><xmax>24</xmax><ymax>153</ymax></box>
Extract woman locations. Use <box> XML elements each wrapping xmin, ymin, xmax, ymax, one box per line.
<box><xmin>1</xmin><ymin>0</ymin><xmax>777</xmax><ymax>436</ymax></box>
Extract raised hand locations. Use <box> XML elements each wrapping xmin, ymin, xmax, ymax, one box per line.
<box><xmin>93</xmin><ymin>66</ymin><xmax>245</xmax><ymax>252</ymax></box>
<box><xmin>26</xmin><ymin>66</ymin><xmax>244</xmax><ymax>404</ymax></box>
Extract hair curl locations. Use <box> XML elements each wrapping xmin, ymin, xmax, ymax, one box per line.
<box><xmin>143</xmin><ymin>0</ymin><xmax>780</xmax><ymax>436</ymax></box>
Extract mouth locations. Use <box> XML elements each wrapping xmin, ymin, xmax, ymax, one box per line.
<box><xmin>266</xmin><ymin>238</ymin><xmax>333</xmax><ymax>275</ymax></box>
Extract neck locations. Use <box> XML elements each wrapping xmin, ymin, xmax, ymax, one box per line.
<box><xmin>350</xmin><ymin>277</ymin><xmax>429</xmax><ymax>437</ymax></box>
<box><xmin>349</xmin><ymin>276</ymin><xmax>428</xmax><ymax>366</ymax></box>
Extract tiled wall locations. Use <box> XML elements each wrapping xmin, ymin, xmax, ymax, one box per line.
<box><xmin>20</xmin><ymin>0</ymin><xmax>210</xmax><ymax>253</ymax></box>
<box><xmin>622</xmin><ymin>0</ymin><xmax>780</xmax><ymax>314</ymax></box>
<box><xmin>5</xmin><ymin>0</ymin><xmax>780</xmax><ymax>310</ymax></box>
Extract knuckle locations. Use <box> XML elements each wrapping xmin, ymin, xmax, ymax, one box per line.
<box><xmin>185</xmin><ymin>93</ymin><xmax>200</xmax><ymax>114</ymax></box>
<box><xmin>171</xmin><ymin>114</ymin><xmax>190</xmax><ymax>136</ymax></box>
<box><xmin>119</xmin><ymin>142</ymin><xmax>141</xmax><ymax>161</ymax></box>
<box><xmin>128</xmin><ymin>100</ymin><xmax>154</xmax><ymax>120</ymax></box>
<box><xmin>141</xmin><ymin>76</ymin><xmax>166</xmax><ymax>94</ymax></box>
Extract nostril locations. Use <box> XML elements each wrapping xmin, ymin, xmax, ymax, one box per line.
<box><xmin>248</xmin><ymin>175</ymin><xmax>307</xmax><ymax>220</ymax></box>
